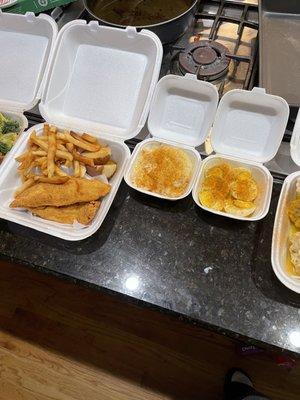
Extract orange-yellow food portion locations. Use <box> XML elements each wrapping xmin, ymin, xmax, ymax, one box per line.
<box><xmin>131</xmin><ymin>144</ymin><xmax>193</xmax><ymax>198</ymax></box>
<box><xmin>198</xmin><ymin>162</ymin><xmax>259</xmax><ymax>217</ymax></box>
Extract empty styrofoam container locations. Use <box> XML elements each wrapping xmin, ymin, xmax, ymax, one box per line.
<box><xmin>124</xmin><ymin>74</ymin><xmax>219</xmax><ymax>200</ymax></box>
<box><xmin>192</xmin><ymin>87</ymin><xmax>289</xmax><ymax>221</ymax></box>
<box><xmin>0</xmin><ymin>11</ymin><xmax>58</xmax><ymax>166</ymax></box>
<box><xmin>272</xmin><ymin>111</ymin><xmax>300</xmax><ymax>293</ymax></box>
<box><xmin>0</xmin><ymin>16</ymin><xmax>163</xmax><ymax>240</ymax></box>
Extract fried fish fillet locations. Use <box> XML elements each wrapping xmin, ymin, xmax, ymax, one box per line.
<box><xmin>10</xmin><ymin>178</ymin><xmax>110</xmax><ymax>208</ymax></box>
<box><xmin>30</xmin><ymin>201</ymin><xmax>101</xmax><ymax>225</ymax></box>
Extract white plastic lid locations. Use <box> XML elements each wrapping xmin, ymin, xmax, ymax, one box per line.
<box><xmin>211</xmin><ymin>87</ymin><xmax>289</xmax><ymax>163</ymax></box>
<box><xmin>290</xmin><ymin>109</ymin><xmax>300</xmax><ymax>166</ymax></box>
<box><xmin>40</xmin><ymin>21</ymin><xmax>163</xmax><ymax>140</ymax></box>
<box><xmin>148</xmin><ymin>74</ymin><xmax>219</xmax><ymax>147</ymax></box>
<box><xmin>0</xmin><ymin>11</ymin><xmax>57</xmax><ymax>112</ymax></box>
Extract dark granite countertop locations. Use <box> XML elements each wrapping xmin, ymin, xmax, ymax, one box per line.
<box><xmin>0</xmin><ymin>180</ymin><xmax>300</xmax><ymax>356</ymax></box>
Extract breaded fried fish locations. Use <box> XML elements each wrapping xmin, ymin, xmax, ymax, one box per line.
<box><xmin>30</xmin><ymin>201</ymin><xmax>100</xmax><ymax>225</ymax></box>
<box><xmin>10</xmin><ymin>178</ymin><xmax>110</xmax><ymax>208</ymax></box>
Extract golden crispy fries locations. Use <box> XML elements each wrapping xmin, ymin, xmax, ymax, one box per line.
<box><xmin>56</xmin><ymin>131</ymin><xmax>100</xmax><ymax>152</ymax></box>
<box><xmin>17</xmin><ymin>151</ymin><xmax>33</xmax><ymax>172</ymax></box>
<box><xmin>56</xmin><ymin>149</ymin><xmax>73</xmax><ymax>162</ymax></box>
<box><xmin>79</xmin><ymin>164</ymin><xmax>86</xmax><ymax>178</ymax></box>
<box><xmin>43</xmin><ymin>123</ymin><xmax>50</xmax><ymax>137</ymax></box>
<box><xmin>70</xmin><ymin>132</ymin><xmax>101</xmax><ymax>151</ymax></box>
<box><xmin>33</xmin><ymin>176</ymin><xmax>69</xmax><ymax>184</ymax></box>
<box><xmin>14</xmin><ymin>178</ymin><xmax>35</xmax><ymax>197</ymax></box>
<box><xmin>73</xmin><ymin>160</ymin><xmax>80</xmax><ymax>177</ymax></box>
<box><xmin>57</xmin><ymin>143</ymin><xmax>67</xmax><ymax>152</ymax></box>
<box><xmin>54</xmin><ymin>165</ymin><xmax>68</xmax><ymax>177</ymax></box>
<box><xmin>30</xmin><ymin>132</ymin><xmax>48</xmax><ymax>151</ymax></box>
<box><xmin>15</xmin><ymin>151</ymin><xmax>29</xmax><ymax>163</ymax></box>
<box><xmin>47</xmin><ymin>126</ymin><xmax>57</xmax><ymax>177</ymax></box>
<box><xmin>32</xmin><ymin>150</ymin><xmax>47</xmax><ymax>157</ymax></box>
<box><xmin>72</xmin><ymin>150</ymin><xmax>94</xmax><ymax>166</ymax></box>
<box><xmin>35</xmin><ymin>156</ymin><xmax>47</xmax><ymax>166</ymax></box>
<box><xmin>82</xmin><ymin>147</ymin><xmax>111</xmax><ymax>160</ymax></box>
<box><xmin>66</xmin><ymin>142</ymin><xmax>74</xmax><ymax>152</ymax></box>
<box><xmin>64</xmin><ymin>159</ymin><xmax>72</xmax><ymax>168</ymax></box>
<box><xmin>81</xmin><ymin>133</ymin><xmax>98</xmax><ymax>144</ymax></box>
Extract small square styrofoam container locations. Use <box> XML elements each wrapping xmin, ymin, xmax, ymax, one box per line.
<box><xmin>271</xmin><ymin>112</ymin><xmax>300</xmax><ymax>293</ymax></box>
<box><xmin>0</xmin><ymin>16</ymin><xmax>163</xmax><ymax>240</ymax></box>
<box><xmin>124</xmin><ymin>74</ymin><xmax>219</xmax><ymax>200</ymax></box>
<box><xmin>192</xmin><ymin>87</ymin><xmax>289</xmax><ymax>221</ymax></box>
<box><xmin>0</xmin><ymin>11</ymin><xmax>57</xmax><ymax>165</ymax></box>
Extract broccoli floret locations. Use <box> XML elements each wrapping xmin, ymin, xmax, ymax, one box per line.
<box><xmin>0</xmin><ymin>141</ymin><xmax>10</xmax><ymax>155</ymax></box>
<box><xmin>2</xmin><ymin>119</ymin><xmax>20</xmax><ymax>134</ymax></box>
<box><xmin>0</xmin><ymin>113</ymin><xmax>20</xmax><ymax>134</ymax></box>
<box><xmin>0</xmin><ymin>132</ymin><xmax>18</xmax><ymax>154</ymax></box>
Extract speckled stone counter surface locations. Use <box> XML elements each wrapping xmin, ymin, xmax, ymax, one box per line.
<box><xmin>0</xmin><ymin>181</ymin><xmax>300</xmax><ymax>356</ymax></box>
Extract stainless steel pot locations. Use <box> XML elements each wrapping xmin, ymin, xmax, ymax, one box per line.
<box><xmin>83</xmin><ymin>0</ymin><xmax>199</xmax><ymax>44</ymax></box>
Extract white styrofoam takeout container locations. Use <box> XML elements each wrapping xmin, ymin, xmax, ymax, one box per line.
<box><xmin>271</xmin><ymin>111</ymin><xmax>300</xmax><ymax>293</ymax></box>
<box><xmin>192</xmin><ymin>87</ymin><xmax>289</xmax><ymax>221</ymax></box>
<box><xmin>0</xmin><ymin>12</ymin><xmax>163</xmax><ymax>240</ymax></box>
<box><xmin>271</xmin><ymin>172</ymin><xmax>300</xmax><ymax>293</ymax></box>
<box><xmin>0</xmin><ymin>11</ymin><xmax>58</xmax><ymax>159</ymax></box>
<box><xmin>124</xmin><ymin>73</ymin><xmax>219</xmax><ymax>200</ymax></box>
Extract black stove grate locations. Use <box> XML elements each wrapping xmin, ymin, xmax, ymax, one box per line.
<box><xmin>168</xmin><ymin>0</ymin><xmax>259</xmax><ymax>96</ymax></box>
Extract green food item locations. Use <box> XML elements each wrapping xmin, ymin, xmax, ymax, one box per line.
<box><xmin>0</xmin><ymin>132</ymin><xmax>18</xmax><ymax>154</ymax></box>
<box><xmin>0</xmin><ymin>112</ymin><xmax>20</xmax><ymax>135</ymax></box>
<box><xmin>0</xmin><ymin>141</ymin><xmax>10</xmax><ymax>155</ymax></box>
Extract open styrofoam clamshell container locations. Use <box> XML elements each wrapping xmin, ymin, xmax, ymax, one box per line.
<box><xmin>272</xmin><ymin>111</ymin><xmax>300</xmax><ymax>293</ymax></box>
<box><xmin>0</xmin><ymin>17</ymin><xmax>163</xmax><ymax>240</ymax></box>
<box><xmin>192</xmin><ymin>87</ymin><xmax>290</xmax><ymax>221</ymax></box>
<box><xmin>0</xmin><ymin>11</ymin><xmax>57</xmax><ymax>166</ymax></box>
<box><xmin>272</xmin><ymin>172</ymin><xmax>300</xmax><ymax>293</ymax></box>
<box><xmin>124</xmin><ymin>74</ymin><xmax>219</xmax><ymax>200</ymax></box>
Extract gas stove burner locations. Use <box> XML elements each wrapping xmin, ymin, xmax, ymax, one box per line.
<box><xmin>178</xmin><ymin>40</ymin><xmax>231</xmax><ymax>81</ymax></box>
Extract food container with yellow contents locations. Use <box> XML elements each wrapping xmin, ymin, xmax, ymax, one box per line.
<box><xmin>272</xmin><ymin>172</ymin><xmax>300</xmax><ymax>293</ymax></box>
<box><xmin>0</xmin><ymin>13</ymin><xmax>163</xmax><ymax>240</ymax></box>
<box><xmin>192</xmin><ymin>87</ymin><xmax>289</xmax><ymax>221</ymax></box>
<box><xmin>124</xmin><ymin>74</ymin><xmax>219</xmax><ymax>200</ymax></box>
<box><xmin>0</xmin><ymin>11</ymin><xmax>58</xmax><ymax>166</ymax></box>
<box><xmin>272</xmin><ymin>113</ymin><xmax>300</xmax><ymax>293</ymax></box>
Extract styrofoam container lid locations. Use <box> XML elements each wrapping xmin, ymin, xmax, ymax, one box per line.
<box><xmin>211</xmin><ymin>87</ymin><xmax>289</xmax><ymax>163</ymax></box>
<box><xmin>0</xmin><ymin>11</ymin><xmax>57</xmax><ymax>112</ymax></box>
<box><xmin>148</xmin><ymin>74</ymin><xmax>219</xmax><ymax>147</ymax></box>
<box><xmin>290</xmin><ymin>109</ymin><xmax>300</xmax><ymax>166</ymax></box>
<box><xmin>39</xmin><ymin>21</ymin><xmax>163</xmax><ymax>140</ymax></box>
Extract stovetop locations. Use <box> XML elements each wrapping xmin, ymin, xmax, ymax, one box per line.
<box><xmin>25</xmin><ymin>0</ymin><xmax>299</xmax><ymax>179</ymax></box>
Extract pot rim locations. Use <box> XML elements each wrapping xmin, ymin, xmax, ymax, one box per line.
<box><xmin>83</xmin><ymin>0</ymin><xmax>199</xmax><ymax>29</ymax></box>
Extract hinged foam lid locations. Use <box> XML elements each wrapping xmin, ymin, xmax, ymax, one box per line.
<box><xmin>0</xmin><ymin>11</ymin><xmax>57</xmax><ymax>112</ymax></box>
<box><xmin>148</xmin><ymin>74</ymin><xmax>219</xmax><ymax>147</ymax></box>
<box><xmin>290</xmin><ymin>109</ymin><xmax>300</xmax><ymax>166</ymax></box>
<box><xmin>39</xmin><ymin>21</ymin><xmax>163</xmax><ymax>140</ymax></box>
<box><xmin>211</xmin><ymin>87</ymin><xmax>290</xmax><ymax>163</ymax></box>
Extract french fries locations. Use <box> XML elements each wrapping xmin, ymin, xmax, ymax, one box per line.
<box><xmin>14</xmin><ymin>124</ymin><xmax>116</xmax><ymax>198</ymax></box>
<box><xmin>73</xmin><ymin>160</ymin><xmax>80</xmax><ymax>177</ymax></box>
<box><xmin>33</xmin><ymin>176</ymin><xmax>70</xmax><ymax>184</ymax></box>
<box><xmin>82</xmin><ymin>147</ymin><xmax>111</xmax><ymax>160</ymax></box>
<box><xmin>14</xmin><ymin>178</ymin><xmax>35</xmax><ymax>197</ymax></box>
<box><xmin>72</xmin><ymin>149</ymin><xmax>94</xmax><ymax>167</ymax></box>
<box><xmin>57</xmin><ymin>131</ymin><xmax>100</xmax><ymax>152</ymax></box>
<box><xmin>82</xmin><ymin>133</ymin><xmax>98</xmax><ymax>144</ymax></box>
<box><xmin>47</xmin><ymin>126</ymin><xmax>57</xmax><ymax>177</ymax></box>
